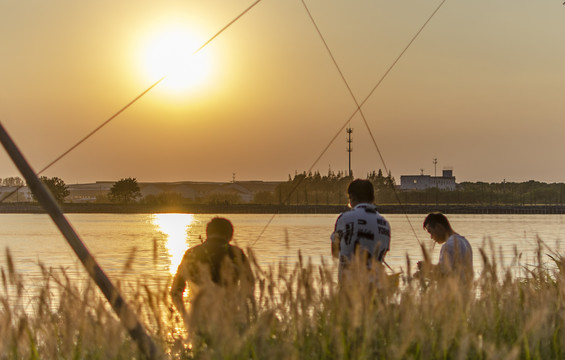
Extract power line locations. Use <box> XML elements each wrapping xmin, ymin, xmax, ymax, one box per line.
<box><xmin>252</xmin><ymin>0</ymin><xmax>448</xmax><ymax>247</ymax></box>
<box><xmin>347</xmin><ymin>128</ymin><xmax>353</xmax><ymax>177</ymax></box>
<box><xmin>39</xmin><ymin>0</ymin><xmax>263</xmax><ymax>177</ymax></box>
<box><xmin>280</xmin><ymin>0</ymin><xmax>448</xmax><ymax>246</ymax></box>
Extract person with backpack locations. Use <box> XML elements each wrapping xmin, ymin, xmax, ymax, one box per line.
<box><xmin>171</xmin><ymin>217</ymin><xmax>254</xmax><ymax>327</ymax></box>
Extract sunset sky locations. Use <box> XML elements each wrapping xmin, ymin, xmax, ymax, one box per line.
<box><xmin>1</xmin><ymin>0</ymin><xmax>564</xmax><ymax>184</ymax></box>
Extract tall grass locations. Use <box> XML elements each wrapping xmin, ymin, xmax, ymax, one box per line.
<box><xmin>1</xmin><ymin>240</ymin><xmax>565</xmax><ymax>359</ymax></box>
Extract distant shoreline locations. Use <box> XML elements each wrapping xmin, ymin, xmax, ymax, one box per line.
<box><xmin>0</xmin><ymin>203</ymin><xmax>564</xmax><ymax>215</ymax></box>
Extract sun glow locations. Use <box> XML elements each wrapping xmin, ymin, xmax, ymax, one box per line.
<box><xmin>152</xmin><ymin>213</ymin><xmax>195</xmax><ymax>274</ymax></box>
<box><xmin>140</xmin><ymin>25</ymin><xmax>213</xmax><ymax>93</ymax></box>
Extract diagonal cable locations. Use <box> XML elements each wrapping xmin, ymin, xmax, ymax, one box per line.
<box><xmin>37</xmin><ymin>0</ymin><xmax>262</xmax><ymax>177</ymax></box>
<box><xmin>253</xmin><ymin>0</ymin><xmax>447</xmax><ymax>247</ymax></box>
<box><xmin>303</xmin><ymin>0</ymin><xmax>447</xmax><ymax>180</ymax></box>
<box><xmin>299</xmin><ymin>0</ymin><xmax>448</xmax><ymax>246</ymax></box>
<box><xmin>36</xmin><ymin>78</ymin><xmax>166</xmax><ymax>177</ymax></box>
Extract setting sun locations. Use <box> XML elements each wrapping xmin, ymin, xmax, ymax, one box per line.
<box><xmin>140</xmin><ymin>25</ymin><xmax>213</xmax><ymax>93</ymax></box>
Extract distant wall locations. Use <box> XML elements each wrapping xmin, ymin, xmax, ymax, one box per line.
<box><xmin>1</xmin><ymin>203</ymin><xmax>564</xmax><ymax>215</ymax></box>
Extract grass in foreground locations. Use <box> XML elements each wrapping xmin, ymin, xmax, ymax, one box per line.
<box><xmin>1</xmin><ymin>240</ymin><xmax>565</xmax><ymax>359</ymax></box>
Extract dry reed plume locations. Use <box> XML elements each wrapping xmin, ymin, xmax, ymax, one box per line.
<box><xmin>0</xmin><ymin>239</ymin><xmax>565</xmax><ymax>359</ymax></box>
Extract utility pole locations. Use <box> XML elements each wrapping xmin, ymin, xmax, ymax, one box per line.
<box><xmin>347</xmin><ymin>128</ymin><xmax>353</xmax><ymax>177</ymax></box>
<box><xmin>433</xmin><ymin>158</ymin><xmax>438</xmax><ymax>177</ymax></box>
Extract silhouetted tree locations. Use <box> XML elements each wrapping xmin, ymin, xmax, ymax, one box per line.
<box><xmin>2</xmin><ymin>177</ymin><xmax>24</xmax><ymax>187</ymax></box>
<box><xmin>109</xmin><ymin>178</ymin><xmax>142</xmax><ymax>204</ymax></box>
<box><xmin>273</xmin><ymin>170</ymin><xmax>565</xmax><ymax>206</ymax></box>
<box><xmin>38</xmin><ymin>176</ymin><xmax>69</xmax><ymax>203</ymax></box>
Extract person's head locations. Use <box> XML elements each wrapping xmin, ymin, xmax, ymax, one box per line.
<box><xmin>423</xmin><ymin>212</ymin><xmax>453</xmax><ymax>244</ymax></box>
<box><xmin>206</xmin><ymin>217</ymin><xmax>234</xmax><ymax>242</ymax></box>
<box><xmin>347</xmin><ymin>179</ymin><xmax>375</xmax><ymax>207</ymax></box>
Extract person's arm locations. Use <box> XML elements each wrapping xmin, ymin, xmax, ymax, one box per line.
<box><xmin>331</xmin><ymin>231</ymin><xmax>341</xmax><ymax>258</ymax></box>
<box><xmin>437</xmin><ymin>241</ymin><xmax>454</xmax><ymax>275</ymax></box>
<box><xmin>331</xmin><ymin>216</ymin><xmax>343</xmax><ymax>258</ymax></box>
<box><xmin>240</xmin><ymin>251</ymin><xmax>255</xmax><ymax>294</ymax></box>
<box><xmin>417</xmin><ymin>260</ymin><xmax>438</xmax><ymax>273</ymax></box>
<box><xmin>171</xmin><ymin>258</ymin><xmax>189</xmax><ymax>320</ymax></box>
<box><xmin>376</xmin><ymin>224</ymin><xmax>391</xmax><ymax>262</ymax></box>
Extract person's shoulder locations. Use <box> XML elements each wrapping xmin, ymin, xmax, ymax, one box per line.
<box><xmin>445</xmin><ymin>235</ymin><xmax>456</xmax><ymax>244</ymax></box>
<box><xmin>186</xmin><ymin>243</ymin><xmax>204</xmax><ymax>252</ymax></box>
<box><xmin>454</xmin><ymin>233</ymin><xmax>472</xmax><ymax>247</ymax></box>
<box><xmin>445</xmin><ymin>234</ymin><xmax>470</xmax><ymax>248</ymax></box>
<box><xmin>228</xmin><ymin>244</ymin><xmax>244</xmax><ymax>251</ymax></box>
<box><xmin>452</xmin><ymin>233</ymin><xmax>469</xmax><ymax>242</ymax></box>
<box><xmin>375</xmin><ymin>210</ymin><xmax>389</xmax><ymax>222</ymax></box>
<box><xmin>227</xmin><ymin>245</ymin><xmax>250</xmax><ymax>263</ymax></box>
<box><xmin>175</xmin><ymin>245</ymin><xmax>203</xmax><ymax>275</ymax></box>
<box><xmin>335</xmin><ymin>210</ymin><xmax>352</xmax><ymax>222</ymax></box>
<box><xmin>358</xmin><ymin>204</ymin><xmax>389</xmax><ymax>222</ymax></box>
<box><xmin>182</xmin><ymin>243</ymin><xmax>205</xmax><ymax>260</ymax></box>
<box><xmin>228</xmin><ymin>244</ymin><xmax>246</xmax><ymax>256</ymax></box>
<box><xmin>356</xmin><ymin>203</ymin><xmax>382</xmax><ymax>214</ymax></box>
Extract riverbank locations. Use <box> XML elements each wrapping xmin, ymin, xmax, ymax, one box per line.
<box><xmin>1</xmin><ymin>202</ymin><xmax>565</xmax><ymax>214</ymax></box>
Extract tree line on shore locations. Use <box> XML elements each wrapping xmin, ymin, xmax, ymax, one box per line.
<box><xmin>2</xmin><ymin>172</ymin><xmax>565</xmax><ymax>206</ymax></box>
<box><xmin>263</xmin><ymin>170</ymin><xmax>565</xmax><ymax>206</ymax></box>
<box><xmin>0</xmin><ymin>177</ymin><xmax>143</xmax><ymax>205</ymax></box>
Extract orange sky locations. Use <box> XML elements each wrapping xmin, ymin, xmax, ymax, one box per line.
<box><xmin>1</xmin><ymin>0</ymin><xmax>564</xmax><ymax>184</ymax></box>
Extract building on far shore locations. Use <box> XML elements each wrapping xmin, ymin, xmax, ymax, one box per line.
<box><xmin>400</xmin><ymin>169</ymin><xmax>456</xmax><ymax>191</ymax></box>
<box><xmin>0</xmin><ymin>186</ymin><xmax>32</xmax><ymax>202</ymax></box>
<box><xmin>66</xmin><ymin>180</ymin><xmax>281</xmax><ymax>203</ymax></box>
<box><xmin>67</xmin><ymin>182</ymin><xmax>114</xmax><ymax>203</ymax></box>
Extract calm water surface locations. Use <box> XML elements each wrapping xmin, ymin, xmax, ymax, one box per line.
<box><xmin>1</xmin><ymin>213</ymin><xmax>564</xmax><ymax>293</ymax></box>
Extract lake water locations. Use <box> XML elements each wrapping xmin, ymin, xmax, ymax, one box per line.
<box><xmin>1</xmin><ymin>213</ymin><xmax>565</xmax><ymax>296</ymax></box>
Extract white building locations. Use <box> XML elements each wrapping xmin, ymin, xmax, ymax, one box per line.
<box><xmin>400</xmin><ymin>169</ymin><xmax>456</xmax><ymax>191</ymax></box>
<box><xmin>67</xmin><ymin>182</ymin><xmax>114</xmax><ymax>202</ymax></box>
<box><xmin>0</xmin><ymin>186</ymin><xmax>33</xmax><ymax>202</ymax></box>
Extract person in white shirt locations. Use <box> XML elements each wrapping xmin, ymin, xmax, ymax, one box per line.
<box><xmin>417</xmin><ymin>212</ymin><xmax>473</xmax><ymax>283</ymax></box>
<box><xmin>331</xmin><ymin>179</ymin><xmax>391</xmax><ymax>282</ymax></box>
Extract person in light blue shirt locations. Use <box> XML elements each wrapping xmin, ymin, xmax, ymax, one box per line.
<box><xmin>417</xmin><ymin>212</ymin><xmax>473</xmax><ymax>283</ymax></box>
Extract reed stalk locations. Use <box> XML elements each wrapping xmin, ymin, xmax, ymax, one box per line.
<box><xmin>1</xmin><ymin>239</ymin><xmax>565</xmax><ymax>359</ymax></box>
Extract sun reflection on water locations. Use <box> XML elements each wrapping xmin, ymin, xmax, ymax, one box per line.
<box><xmin>151</xmin><ymin>213</ymin><xmax>195</xmax><ymax>274</ymax></box>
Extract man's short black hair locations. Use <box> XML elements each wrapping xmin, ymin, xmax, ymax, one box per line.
<box><xmin>423</xmin><ymin>212</ymin><xmax>452</xmax><ymax>231</ymax></box>
<box><xmin>206</xmin><ymin>217</ymin><xmax>234</xmax><ymax>241</ymax></box>
<box><xmin>348</xmin><ymin>179</ymin><xmax>375</xmax><ymax>203</ymax></box>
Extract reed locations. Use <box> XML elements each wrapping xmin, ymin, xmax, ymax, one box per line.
<box><xmin>1</xmin><ymin>240</ymin><xmax>565</xmax><ymax>359</ymax></box>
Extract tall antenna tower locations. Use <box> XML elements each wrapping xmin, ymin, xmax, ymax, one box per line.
<box><xmin>346</xmin><ymin>128</ymin><xmax>353</xmax><ymax>177</ymax></box>
<box><xmin>433</xmin><ymin>158</ymin><xmax>438</xmax><ymax>177</ymax></box>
